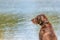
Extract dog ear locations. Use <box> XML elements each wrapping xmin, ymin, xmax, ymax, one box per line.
<box><xmin>40</xmin><ymin>14</ymin><xmax>48</xmax><ymax>22</ymax></box>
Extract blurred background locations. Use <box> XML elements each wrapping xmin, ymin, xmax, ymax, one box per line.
<box><xmin>0</xmin><ymin>0</ymin><xmax>60</xmax><ymax>40</ymax></box>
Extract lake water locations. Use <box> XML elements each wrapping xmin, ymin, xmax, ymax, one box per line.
<box><xmin>0</xmin><ymin>0</ymin><xmax>60</xmax><ymax>40</ymax></box>
<box><xmin>0</xmin><ymin>13</ymin><xmax>60</xmax><ymax>40</ymax></box>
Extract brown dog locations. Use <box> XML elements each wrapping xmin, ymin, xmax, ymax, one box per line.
<box><xmin>31</xmin><ymin>14</ymin><xmax>57</xmax><ymax>40</ymax></box>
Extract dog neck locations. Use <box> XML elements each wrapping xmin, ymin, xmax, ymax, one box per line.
<box><xmin>39</xmin><ymin>21</ymin><xmax>52</xmax><ymax>28</ymax></box>
<box><xmin>39</xmin><ymin>20</ymin><xmax>49</xmax><ymax>25</ymax></box>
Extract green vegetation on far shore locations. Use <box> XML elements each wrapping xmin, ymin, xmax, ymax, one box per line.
<box><xmin>0</xmin><ymin>13</ymin><xmax>22</xmax><ymax>28</ymax></box>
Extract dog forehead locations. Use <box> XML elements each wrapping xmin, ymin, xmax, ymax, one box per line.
<box><xmin>34</xmin><ymin>14</ymin><xmax>46</xmax><ymax>20</ymax></box>
<box><xmin>36</xmin><ymin>15</ymin><xmax>41</xmax><ymax>18</ymax></box>
<box><xmin>37</xmin><ymin>14</ymin><xmax>45</xmax><ymax>17</ymax></box>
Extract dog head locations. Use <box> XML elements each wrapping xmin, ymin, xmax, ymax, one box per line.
<box><xmin>31</xmin><ymin>14</ymin><xmax>48</xmax><ymax>25</ymax></box>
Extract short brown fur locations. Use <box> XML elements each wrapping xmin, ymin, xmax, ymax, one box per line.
<box><xmin>31</xmin><ymin>14</ymin><xmax>57</xmax><ymax>40</ymax></box>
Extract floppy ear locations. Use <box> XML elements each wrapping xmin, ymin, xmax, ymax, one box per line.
<box><xmin>40</xmin><ymin>15</ymin><xmax>48</xmax><ymax>22</ymax></box>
